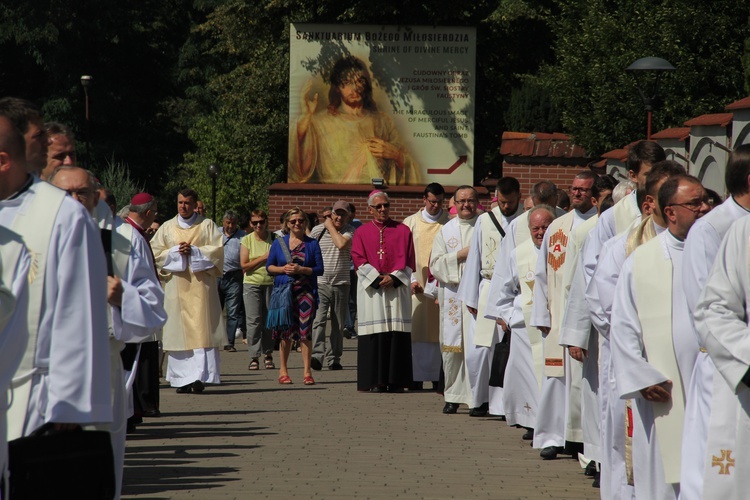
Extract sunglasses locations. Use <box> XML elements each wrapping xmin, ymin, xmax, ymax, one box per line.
<box><xmin>288</xmin><ymin>218</ymin><xmax>306</xmax><ymax>225</ymax></box>
<box><xmin>251</xmin><ymin>220</ymin><xmax>266</xmax><ymax>226</ymax></box>
<box><xmin>370</xmin><ymin>203</ymin><xmax>390</xmax><ymax>209</ymax></box>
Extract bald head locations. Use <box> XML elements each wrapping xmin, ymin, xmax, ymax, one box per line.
<box><xmin>49</xmin><ymin>166</ymin><xmax>97</xmax><ymax>214</ymax></box>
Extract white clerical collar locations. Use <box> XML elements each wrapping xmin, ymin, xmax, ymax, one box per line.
<box><xmin>574</xmin><ymin>205</ymin><xmax>598</xmax><ymax>220</ymax></box>
<box><xmin>666</xmin><ymin>229</ymin><xmax>686</xmax><ymax>248</ymax></box>
<box><xmin>730</xmin><ymin>196</ymin><xmax>750</xmax><ymax>214</ymax></box>
<box><xmin>458</xmin><ymin>214</ymin><xmax>478</xmax><ymax>225</ymax></box>
<box><xmin>653</xmin><ymin>219</ymin><xmax>667</xmax><ymax>235</ymax></box>
<box><xmin>421</xmin><ymin>208</ymin><xmax>443</xmax><ymax>223</ymax></box>
<box><xmin>178</xmin><ymin>212</ymin><xmax>198</xmax><ymax>228</ymax></box>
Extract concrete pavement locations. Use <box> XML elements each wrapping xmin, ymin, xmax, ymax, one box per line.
<box><xmin>122</xmin><ymin>341</ymin><xmax>599</xmax><ymax>499</ymax></box>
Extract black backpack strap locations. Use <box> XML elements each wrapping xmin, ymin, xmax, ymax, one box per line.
<box><xmin>486</xmin><ymin>211</ymin><xmax>506</xmax><ymax>238</ymax></box>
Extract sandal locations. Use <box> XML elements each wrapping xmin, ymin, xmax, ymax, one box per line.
<box><xmin>248</xmin><ymin>359</ymin><xmax>260</xmax><ymax>371</ymax></box>
<box><xmin>264</xmin><ymin>357</ymin><xmax>275</xmax><ymax>369</ymax></box>
<box><xmin>303</xmin><ymin>375</ymin><xmax>315</xmax><ymax>386</ymax></box>
<box><xmin>278</xmin><ymin>375</ymin><xmax>292</xmax><ymax>385</ymax></box>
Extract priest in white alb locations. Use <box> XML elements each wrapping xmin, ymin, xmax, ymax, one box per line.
<box><xmin>0</xmin><ymin>115</ymin><xmax>112</xmax><ymax>441</ymax></box>
<box><xmin>487</xmin><ymin>205</ymin><xmax>555</xmax><ymax>436</ymax></box>
<box><xmin>589</xmin><ymin>161</ymin><xmax>683</xmax><ymax>498</ymax></box>
<box><xmin>529</xmin><ymin>170</ymin><xmax>598</xmax><ymax>460</ymax></box>
<box><xmin>431</xmin><ymin>185</ymin><xmax>480</xmax><ymax>413</ymax></box>
<box><xmin>151</xmin><ymin>188</ymin><xmax>225</xmax><ymax>394</ymax></box>
<box><xmin>611</xmin><ymin>175</ymin><xmax>709</xmax><ymax>499</ymax></box>
<box><xmin>0</xmin><ymin>227</ymin><xmax>30</xmax><ymax>486</ymax></box>
<box><xmin>457</xmin><ymin>177</ymin><xmax>523</xmax><ymax>417</ymax></box>
<box><xmin>686</xmin><ymin>144</ymin><xmax>750</xmax><ymax>499</ymax></box>
<box><xmin>403</xmin><ymin>182</ymin><xmax>449</xmax><ymax>388</ymax></box>
<box><xmin>50</xmin><ymin>166</ymin><xmax>168</xmax><ymax>498</ymax></box>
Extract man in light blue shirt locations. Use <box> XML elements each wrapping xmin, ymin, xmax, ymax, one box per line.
<box><xmin>219</xmin><ymin>210</ymin><xmax>246</xmax><ymax>351</ymax></box>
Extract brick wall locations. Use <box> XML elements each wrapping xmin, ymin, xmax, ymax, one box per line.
<box><xmin>268</xmin><ymin>183</ymin><xmax>492</xmax><ymax>228</ymax></box>
<box><xmin>503</xmin><ymin>162</ymin><xmax>593</xmax><ymax>197</ymax></box>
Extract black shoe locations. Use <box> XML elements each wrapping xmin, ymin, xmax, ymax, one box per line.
<box><xmin>371</xmin><ymin>386</ymin><xmax>387</xmax><ymax>393</ymax></box>
<box><xmin>224</xmin><ymin>345</ymin><xmax>236</xmax><ymax>352</ymax></box>
<box><xmin>469</xmin><ymin>402</ymin><xmax>489</xmax><ymax>417</ymax></box>
<box><xmin>592</xmin><ymin>471</ymin><xmax>600</xmax><ymax>488</ymax></box>
<box><xmin>142</xmin><ymin>409</ymin><xmax>161</xmax><ymax>418</ymax></box>
<box><xmin>442</xmin><ymin>402</ymin><xmax>459</xmax><ymax>414</ymax></box>
<box><xmin>176</xmin><ymin>384</ymin><xmax>192</xmax><ymax>394</ymax></box>
<box><xmin>584</xmin><ymin>461</ymin><xmax>597</xmax><ymax>477</ymax></box>
<box><xmin>522</xmin><ymin>428</ymin><xmax>534</xmax><ymax>441</ymax></box>
<box><xmin>311</xmin><ymin>358</ymin><xmax>322</xmax><ymax>371</ymax></box>
<box><xmin>192</xmin><ymin>380</ymin><xmax>205</xmax><ymax>393</ymax></box>
<box><xmin>328</xmin><ymin>362</ymin><xmax>343</xmax><ymax>371</ymax></box>
<box><xmin>540</xmin><ymin>446</ymin><xmax>565</xmax><ymax>460</ymax></box>
<box><xmin>342</xmin><ymin>328</ymin><xmax>353</xmax><ymax>340</ymax></box>
<box><xmin>387</xmin><ymin>386</ymin><xmax>405</xmax><ymax>393</ymax></box>
<box><xmin>565</xmin><ymin>441</ymin><xmax>584</xmax><ymax>459</ymax></box>
<box><xmin>410</xmin><ymin>381</ymin><xmax>424</xmax><ymax>390</ymax></box>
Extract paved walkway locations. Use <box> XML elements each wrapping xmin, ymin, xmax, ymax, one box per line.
<box><xmin>123</xmin><ymin>341</ymin><xmax>599</xmax><ymax>499</ymax></box>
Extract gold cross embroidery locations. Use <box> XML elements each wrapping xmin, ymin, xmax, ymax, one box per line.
<box><xmin>712</xmin><ymin>449</ymin><xmax>735</xmax><ymax>475</ymax></box>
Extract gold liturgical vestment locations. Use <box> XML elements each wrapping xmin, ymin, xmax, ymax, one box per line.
<box><xmin>151</xmin><ymin>216</ymin><xmax>226</xmax><ymax>351</ymax></box>
<box><xmin>403</xmin><ymin>210</ymin><xmax>448</xmax><ymax>343</ymax></box>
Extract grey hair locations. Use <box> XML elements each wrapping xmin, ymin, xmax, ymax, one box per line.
<box><xmin>527</xmin><ymin>204</ymin><xmax>557</xmax><ymax>225</ymax></box>
<box><xmin>48</xmin><ymin>166</ymin><xmax>96</xmax><ymax>189</ymax></box>
<box><xmin>612</xmin><ymin>180</ymin><xmax>636</xmax><ymax>204</ymax></box>
<box><xmin>368</xmin><ymin>191</ymin><xmax>390</xmax><ymax>205</ymax></box>
<box><xmin>223</xmin><ymin>210</ymin><xmax>239</xmax><ymax>221</ymax></box>
<box><xmin>130</xmin><ymin>199</ymin><xmax>157</xmax><ymax>215</ymax></box>
<box><xmin>117</xmin><ymin>205</ymin><xmax>131</xmax><ymax>218</ymax></box>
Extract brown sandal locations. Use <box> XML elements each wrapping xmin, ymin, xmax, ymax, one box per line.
<box><xmin>248</xmin><ymin>359</ymin><xmax>260</xmax><ymax>371</ymax></box>
<box><xmin>264</xmin><ymin>357</ymin><xmax>275</xmax><ymax>369</ymax></box>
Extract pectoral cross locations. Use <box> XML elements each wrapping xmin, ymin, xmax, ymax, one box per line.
<box><xmin>377</xmin><ymin>247</ymin><xmax>385</xmax><ymax>260</ymax></box>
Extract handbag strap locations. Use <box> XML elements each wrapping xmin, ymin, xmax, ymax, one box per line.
<box><xmin>487</xmin><ymin>210</ymin><xmax>506</xmax><ymax>238</ymax></box>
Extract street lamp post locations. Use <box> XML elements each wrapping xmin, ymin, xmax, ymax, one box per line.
<box><xmin>207</xmin><ymin>163</ymin><xmax>220</xmax><ymax>221</ymax></box>
<box><xmin>625</xmin><ymin>57</ymin><xmax>676</xmax><ymax>140</ymax></box>
<box><xmin>80</xmin><ymin>75</ymin><xmax>93</xmax><ymax>166</ymax></box>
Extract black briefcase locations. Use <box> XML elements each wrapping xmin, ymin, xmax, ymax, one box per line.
<box><xmin>8</xmin><ymin>422</ymin><xmax>115</xmax><ymax>499</ymax></box>
<box><xmin>489</xmin><ymin>331</ymin><xmax>512</xmax><ymax>388</ymax></box>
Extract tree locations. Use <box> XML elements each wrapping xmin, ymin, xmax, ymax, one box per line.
<box><xmin>534</xmin><ymin>0</ymin><xmax>750</xmax><ymax>155</ymax></box>
<box><xmin>0</xmin><ymin>0</ymin><xmax>193</xmax><ymax>189</ymax></box>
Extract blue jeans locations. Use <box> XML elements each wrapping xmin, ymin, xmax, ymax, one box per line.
<box><xmin>218</xmin><ymin>270</ymin><xmax>244</xmax><ymax>346</ymax></box>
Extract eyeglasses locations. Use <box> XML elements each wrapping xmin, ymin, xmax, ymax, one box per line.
<box><xmin>667</xmin><ymin>199</ymin><xmax>710</xmax><ymax>212</ymax></box>
<box><xmin>66</xmin><ymin>188</ymin><xmax>91</xmax><ymax>200</ymax></box>
<box><xmin>370</xmin><ymin>203</ymin><xmax>390</xmax><ymax>209</ymax></box>
<box><xmin>455</xmin><ymin>199</ymin><xmax>477</xmax><ymax>205</ymax></box>
<box><xmin>288</xmin><ymin>218</ymin><xmax>306</xmax><ymax>225</ymax></box>
<box><xmin>251</xmin><ymin>220</ymin><xmax>266</xmax><ymax>226</ymax></box>
<box><xmin>424</xmin><ymin>197</ymin><xmax>443</xmax><ymax>206</ymax></box>
<box><xmin>569</xmin><ymin>187</ymin><xmax>592</xmax><ymax>194</ymax></box>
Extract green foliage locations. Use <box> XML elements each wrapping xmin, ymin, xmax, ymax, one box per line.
<box><xmin>0</xmin><ymin>0</ymin><xmax>192</xmax><ymax>189</ymax></box>
<box><xmin>505</xmin><ymin>80</ymin><xmax>561</xmax><ymax>132</ymax></box>
<box><xmin>534</xmin><ymin>0</ymin><xmax>750</xmax><ymax>155</ymax></box>
<box><xmin>95</xmin><ymin>155</ymin><xmax>145</xmax><ymax>211</ymax></box>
